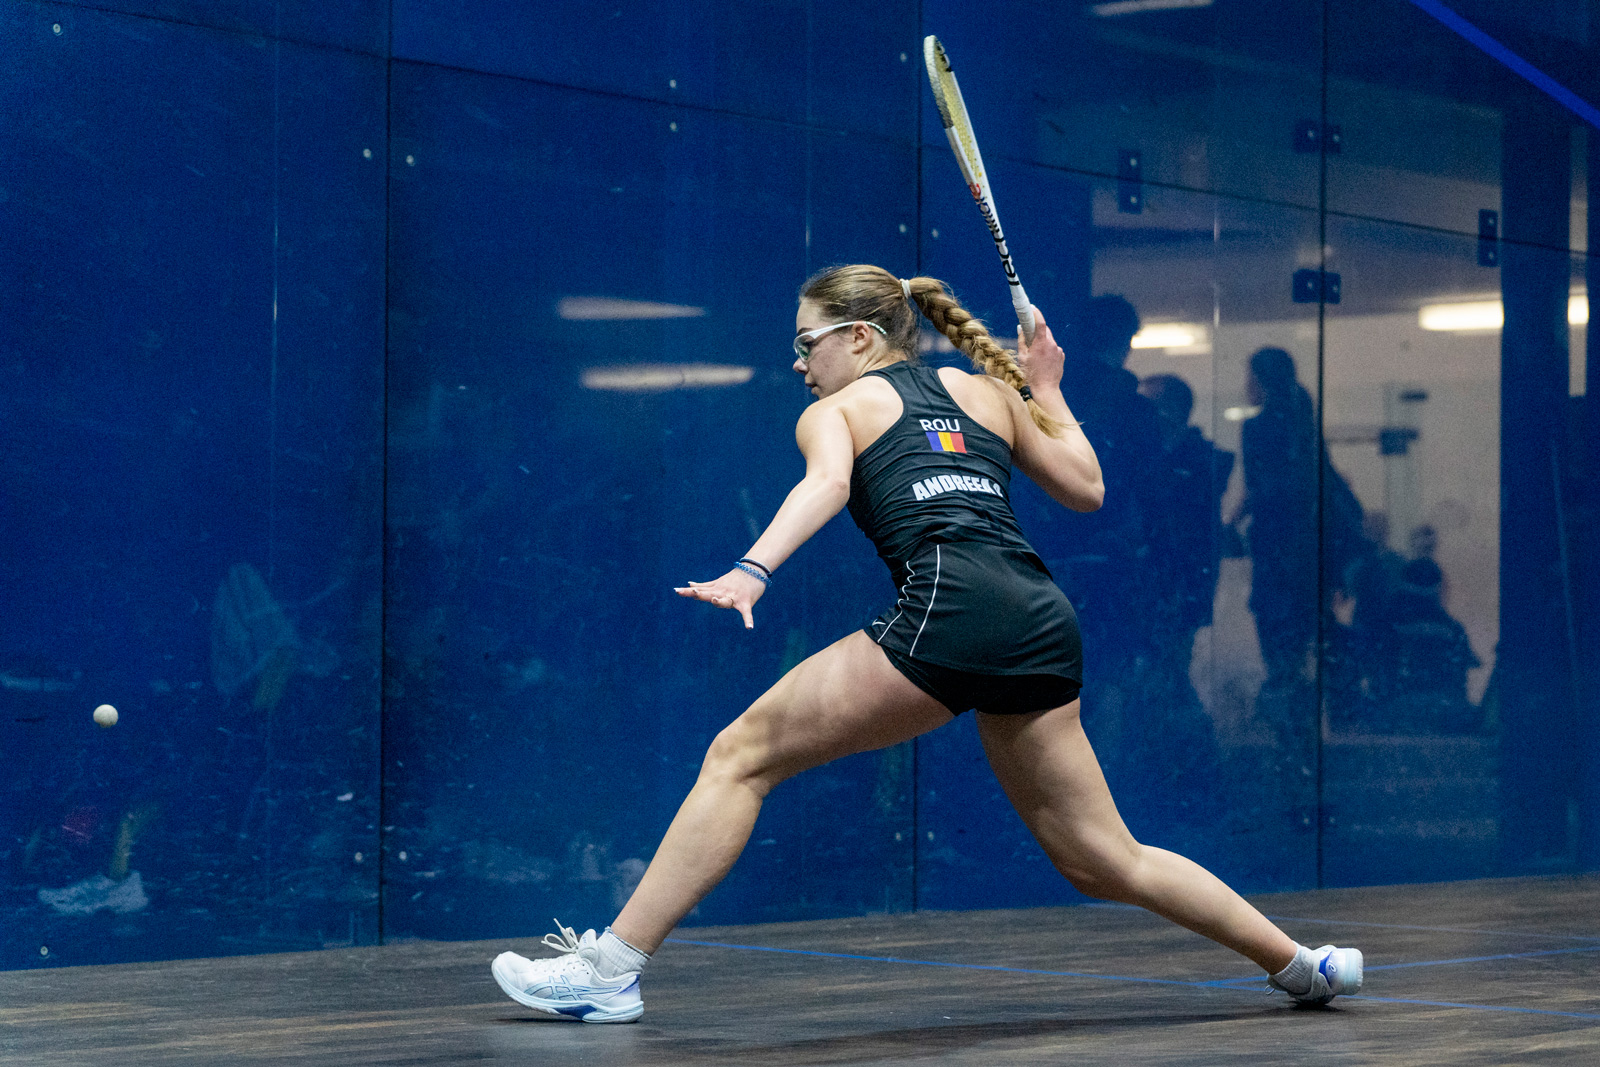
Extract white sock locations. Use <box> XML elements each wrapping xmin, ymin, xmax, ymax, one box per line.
<box><xmin>593</xmin><ymin>928</ymin><xmax>650</xmax><ymax>978</ymax></box>
<box><xmin>1271</xmin><ymin>944</ymin><xmax>1315</xmax><ymax>995</ymax></box>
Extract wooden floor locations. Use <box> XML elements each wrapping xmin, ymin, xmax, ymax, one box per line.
<box><xmin>4</xmin><ymin>876</ymin><xmax>1598</xmax><ymax>1065</ymax></box>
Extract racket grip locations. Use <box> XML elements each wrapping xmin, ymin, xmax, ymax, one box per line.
<box><xmin>1014</xmin><ymin>296</ymin><xmax>1036</xmax><ymax>347</ymax></box>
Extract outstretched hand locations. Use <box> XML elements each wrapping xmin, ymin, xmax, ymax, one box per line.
<box><xmin>1016</xmin><ymin>305</ymin><xmax>1064</xmax><ymax>393</ymax></box>
<box><xmin>675</xmin><ymin>567</ymin><xmax>767</xmax><ymax>629</ymax></box>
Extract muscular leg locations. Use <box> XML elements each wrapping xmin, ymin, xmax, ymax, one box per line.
<box><xmin>612</xmin><ymin>631</ymin><xmax>951</xmax><ymax>953</ymax></box>
<box><xmin>977</xmin><ymin>701</ymin><xmax>1299</xmax><ymax>973</ymax></box>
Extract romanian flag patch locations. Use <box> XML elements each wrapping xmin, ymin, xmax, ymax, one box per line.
<box><xmin>926</xmin><ymin>430</ymin><xmax>967</xmax><ymax>453</ymax></box>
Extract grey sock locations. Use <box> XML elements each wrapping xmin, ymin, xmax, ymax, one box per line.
<box><xmin>1270</xmin><ymin>944</ymin><xmax>1315</xmax><ymax>995</ymax></box>
<box><xmin>593</xmin><ymin>928</ymin><xmax>650</xmax><ymax>979</ymax></box>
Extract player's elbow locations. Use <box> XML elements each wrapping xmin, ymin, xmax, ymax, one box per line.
<box><xmin>1067</xmin><ymin>477</ymin><xmax>1104</xmax><ymax>513</ymax></box>
<box><xmin>813</xmin><ymin>474</ymin><xmax>852</xmax><ymax>507</ymax></box>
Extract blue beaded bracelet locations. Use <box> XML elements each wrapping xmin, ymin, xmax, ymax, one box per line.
<box><xmin>733</xmin><ymin>561</ymin><xmax>772</xmax><ymax>587</ymax></box>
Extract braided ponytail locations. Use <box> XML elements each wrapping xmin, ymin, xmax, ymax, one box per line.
<box><xmin>799</xmin><ymin>264</ymin><xmax>1065</xmax><ymax>437</ymax></box>
<box><xmin>905</xmin><ymin>277</ymin><xmax>1066</xmax><ymax>437</ymax></box>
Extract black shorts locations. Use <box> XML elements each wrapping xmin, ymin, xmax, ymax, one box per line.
<box><xmin>865</xmin><ymin>540</ymin><xmax>1083</xmax><ymax>715</ymax></box>
<box><xmin>881</xmin><ymin>644</ymin><xmax>1081</xmax><ymax>716</ymax></box>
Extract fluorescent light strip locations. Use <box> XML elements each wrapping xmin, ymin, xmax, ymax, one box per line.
<box><xmin>1092</xmin><ymin>0</ymin><xmax>1212</xmax><ymax>16</ymax></box>
<box><xmin>582</xmin><ymin>364</ymin><xmax>753</xmax><ymax>392</ymax></box>
<box><xmin>1418</xmin><ymin>300</ymin><xmax>1502</xmax><ymax>331</ymax></box>
<box><xmin>1131</xmin><ymin>323</ymin><xmax>1205</xmax><ymax>349</ymax></box>
<box><xmin>559</xmin><ymin>297</ymin><xmax>706</xmax><ymax>321</ymax></box>
<box><xmin>1418</xmin><ymin>295</ymin><xmax>1588</xmax><ymax>331</ymax></box>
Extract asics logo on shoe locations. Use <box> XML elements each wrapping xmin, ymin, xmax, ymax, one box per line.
<box><xmin>543</xmin><ymin>976</ymin><xmax>633</xmax><ymax>1001</ymax></box>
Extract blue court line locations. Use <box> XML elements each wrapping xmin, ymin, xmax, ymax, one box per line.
<box><xmin>1089</xmin><ymin>901</ymin><xmax>1600</xmax><ymax>944</ymax></box>
<box><xmin>1206</xmin><ymin>944</ymin><xmax>1600</xmax><ymax>987</ymax></box>
<box><xmin>1259</xmin><ymin>912</ymin><xmax>1600</xmax><ymax>944</ymax></box>
<box><xmin>1367</xmin><ymin>945</ymin><xmax>1600</xmax><ymax>971</ymax></box>
<box><xmin>1407</xmin><ymin>0</ymin><xmax>1600</xmax><ymax>131</ymax></box>
<box><xmin>664</xmin><ymin>938</ymin><xmax>1600</xmax><ymax>1021</ymax></box>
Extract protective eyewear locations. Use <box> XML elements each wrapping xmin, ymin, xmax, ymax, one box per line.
<box><xmin>793</xmin><ymin>320</ymin><xmax>887</xmax><ymax>363</ymax></box>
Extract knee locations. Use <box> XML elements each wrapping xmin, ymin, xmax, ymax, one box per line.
<box><xmin>1058</xmin><ymin>840</ymin><xmax>1145</xmax><ymax>903</ymax></box>
<box><xmin>700</xmin><ymin>719</ymin><xmax>779</xmax><ymax>796</ymax></box>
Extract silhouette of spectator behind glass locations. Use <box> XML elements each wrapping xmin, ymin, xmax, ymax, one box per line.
<box><xmin>1327</xmin><ymin>511</ymin><xmax>1406</xmax><ymax>730</ymax></box>
<box><xmin>1236</xmin><ymin>348</ymin><xmax>1320</xmax><ymax>687</ymax></box>
<box><xmin>1343</xmin><ymin>512</ymin><xmax>1406</xmax><ymax>636</ymax></box>
<box><xmin>1408</xmin><ymin>523</ymin><xmax>1438</xmax><ymax>559</ymax></box>
<box><xmin>1406</xmin><ymin>521</ymin><xmax>1451</xmax><ymax>607</ymax></box>
<box><xmin>1138</xmin><ymin>373</ymin><xmax>1235</xmax><ymax>714</ymax></box>
<box><xmin>1048</xmin><ymin>295</ymin><xmax>1169</xmax><ymax>691</ymax></box>
<box><xmin>1043</xmin><ymin>297</ymin><xmax>1210</xmax><ymax>831</ymax></box>
<box><xmin>1235</xmin><ymin>348</ymin><xmax>1365</xmax><ymax>698</ymax></box>
<box><xmin>1372</xmin><ymin>558</ymin><xmax>1481</xmax><ymax>734</ymax></box>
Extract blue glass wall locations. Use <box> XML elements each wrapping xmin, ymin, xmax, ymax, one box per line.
<box><xmin>1</xmin><ymin>0</ymin><xmax>386</xmax><ymax>966</ymax></box>
<box><xmin>3</xmin><ymin>0</ymin><xmax>1596</xmax><ymax>969</ymax></box>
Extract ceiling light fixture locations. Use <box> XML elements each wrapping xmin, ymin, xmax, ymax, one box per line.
<box><xmin>1131</xmin><ymin>323</ymin><xmax>1203</xmax><ymax>349</ymax></box>
<box><xmin>1418</xmin><ymin>300</ymin><xmax>1503</xmax><ymax>331</ymax></box>
<box><xmin>582</xmin><ymin>364</ymin><xmax>753</xmax><ymax>392</ymax></box>
<box><xmin>1091</xmin><ymin>0</ymin><xmax>1212</xmax><ymax>16</ymax></box>
<box><xmin>559</xmin><ymin>297</ymin><xmax>707</xmax><ymax>321</ymax></box>
<box><xmin>1417</xmin><ymin>294</ymin><xmax>1587</xmax><ymax>331</ymax></box>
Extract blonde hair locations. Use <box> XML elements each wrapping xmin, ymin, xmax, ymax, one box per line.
<box><xmin>799</xmin><ymin>264</ymin><xmax>1064</xmax><ymax>436</ymax></box>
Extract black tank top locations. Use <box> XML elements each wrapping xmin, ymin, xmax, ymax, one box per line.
<box><xmin>846</xmin><ymin>361</ymin><xmax>1037</xmax><ymax>585</ymax></box>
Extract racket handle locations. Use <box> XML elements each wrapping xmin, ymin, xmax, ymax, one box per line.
<box><xmin>1014</xmin><ymin>293</ymin><xmax>1035</xmax><ymax>346</ymax></box>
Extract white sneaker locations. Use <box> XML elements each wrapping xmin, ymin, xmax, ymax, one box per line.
<box><xmin>1270</xmin><ymin>944</ymin><xmax>1364</xmax><ymax>1005</ymax></box>
<box><xmin>491</xmin><ymin>921</ymin><xmax>643</xmax><ymax>1023</ymax></box>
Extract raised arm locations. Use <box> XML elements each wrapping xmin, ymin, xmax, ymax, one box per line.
<box><xmin>1008</xmin><ymin>307</ymin><xmax>1105</xmax><ymax>512</ymax></box>
<box><xmin>675</xmin><ymin>400</ymin><xmax>855</xmax><ymax>628</ymax></box>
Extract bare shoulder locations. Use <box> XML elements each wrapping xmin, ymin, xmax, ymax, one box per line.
<box><xmin>796</xmin><ymin>375</ymin><xmax>903</xmax><ymax>456</ymax></box>
<box><xmin>833</xmin><ymin>374</ymin><xmax>904</xmax><ymax>455</ymax></box>
<box><xmin>936</xmin><ymin>366</ymin><xmax>1016</xmax><ymax>446</ymax></box>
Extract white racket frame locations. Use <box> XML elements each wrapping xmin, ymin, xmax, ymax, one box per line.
<box><xmin>923</xmin><ymin>35</ymin><xmax>1035</xmax><ymax>344</ymax></box>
